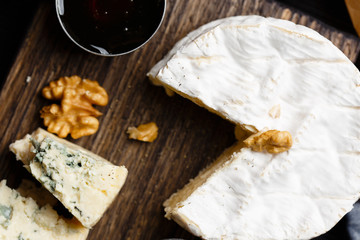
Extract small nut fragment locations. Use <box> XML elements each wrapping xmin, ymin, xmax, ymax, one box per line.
<box><xmin>127</xmin><ymin>122</ymin><xmax>158</xmax><ymax>142</ymax></box>
<box><xmin>40</xmin><ymin>76</ymin><xmax>108</xmax><ymax>139</ymax></box>
<box><xmin>244</xmin><ymin>129</ymin><xmax>292</xmax><ymax>154</ymax></box>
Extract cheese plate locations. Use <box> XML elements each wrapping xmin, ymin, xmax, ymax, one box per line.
<box><xmin>0</xmin><ymin>0</ymin><xmax>360</xmax><ymax>239</ymax></box>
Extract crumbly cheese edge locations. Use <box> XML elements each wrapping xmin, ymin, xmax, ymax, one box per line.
<box><xmin>0</xmin><ymin>180</ymin><xmax>89</xmax><ymax>240</ymax></box>
<box><xmin>9</xmin><ymin>128</ymin><xmax>128</xmax><ymax>228</ymax></box>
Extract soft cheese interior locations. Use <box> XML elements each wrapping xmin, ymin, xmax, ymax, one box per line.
<box><xmin>164</xmin><ymin>140</ymin><xmax>360</xmax><ymax>239</ymax></box>
<box><xmin>9</xmin><ymin>128</ymin><xmax>128</xmax><ymax>228</ymax></box>
<box><xmin>149</xmin><ymin>16</ymin><xmax>360</xmax><ymax>239</ymax></box>
<box><xmin>0</xmin><ymin>180</ymin><xmax>88</xmax><ymax>240</ymax></box>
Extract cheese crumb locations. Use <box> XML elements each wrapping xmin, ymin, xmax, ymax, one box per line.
<box><xmin>268</xmin><ymin>104</ymin><xmax>281</xmax><ymax>119</ymax></box>
<box><xmin>25</xmin><ymin>76</ymin><xmax>31</xmax><ymax>83</ymax></box>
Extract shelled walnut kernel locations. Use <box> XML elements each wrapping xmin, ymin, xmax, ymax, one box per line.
<box><xmin>40</xmin><ymin>76</ymin><xmax>108</xmax><ymax>139</ymax></box>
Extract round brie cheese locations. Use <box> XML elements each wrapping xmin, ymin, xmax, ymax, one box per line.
<box><xmin>148</xmin><ymin>16</ymin><xmax>360</xmax><ymax>239</ymax></box>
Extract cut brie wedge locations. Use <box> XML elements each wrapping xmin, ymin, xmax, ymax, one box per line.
<box><xmin>9</xmin><ymin>128</ymin><xmax>128</xmax><ymax>228</ymax></box>
<box><xmin>149</xmin><ymin>16</ymin><xmax>360</xmax><ymax>239</ymax></box>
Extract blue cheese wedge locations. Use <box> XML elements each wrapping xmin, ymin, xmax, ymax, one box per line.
<box><xmin>9</xmin><ymin>128</ymin><xmax>128</xmax><ymax>228</ymax></box>
<box><xmin>0</xmin><ymin>180</ymin><xmax>88</xmax><ymax>239</ymax></box>
<box><xmin>149</xmin><ymin>16</ymin><xmax>360</xmax><ymax>239</ymax></box>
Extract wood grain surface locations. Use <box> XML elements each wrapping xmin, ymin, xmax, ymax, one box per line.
<box><xmin>1</xmin><ymin>0</ymin><xmax>360</xmax><ymax>239</ymax></box>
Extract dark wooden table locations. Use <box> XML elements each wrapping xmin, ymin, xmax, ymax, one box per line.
<box><xmin>0</xmin><ymin>1</ymin><xmax>359</xmax><ymax>240</ymax></box>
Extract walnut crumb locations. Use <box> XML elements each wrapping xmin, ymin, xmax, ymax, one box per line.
<box><xmin>127</xmin><ymin>122</ymin><xmax>158</xmax><ymax>142</ymax></box>
<box><xmin>244</xmin><ymin>129</ymin><xmax>292</xmax><ymax>154</ymax></box>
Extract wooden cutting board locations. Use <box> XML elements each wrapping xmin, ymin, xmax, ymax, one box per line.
<box><xmin>1</xmin><ymin>0</ymin><xmax>360</xmax><ymax>239</ymax></box>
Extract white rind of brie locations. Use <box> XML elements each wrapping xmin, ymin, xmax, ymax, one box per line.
<box><xmin>9</xmin><ymin>128</ymin><xmax>128</xmax><ymax>228</ymax></box>
<box><xmin>149</xmin><ymin>16</ymin><xmax>360</xmax><ymax>239</ymax></box>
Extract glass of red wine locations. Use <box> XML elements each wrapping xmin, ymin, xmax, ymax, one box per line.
<box><xmin>55</xmin><ymin>0</ymin><xmax>166</xmax><ymax>56</ymax></box>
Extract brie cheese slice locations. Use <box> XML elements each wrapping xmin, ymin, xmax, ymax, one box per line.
<box><xmin>9</xmin><ymin>128</ymin><xmax>128</xmax><ymax>228</ymax></box>
<box><xmin>0</xmin><ymin>180</ymin><xmax>88</xmax><ymax>240</ymax></box>
<box><xmin>149</xmin><ymin>16</ymin><xmax>360</xmax><ymax>239</ymax></box>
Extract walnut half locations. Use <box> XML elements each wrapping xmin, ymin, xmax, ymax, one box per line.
<box><xmin>244</xmin><ymin>130</ymin><xmax>292</xmax><ymax>154</ymax></box>
<box><xmin>40</xmin><ymin>76</ymin><xmax>108</xmax><ymax>139</ymax></box>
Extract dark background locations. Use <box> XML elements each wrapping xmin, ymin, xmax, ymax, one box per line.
<box><xmin>0</xmin><ymin>0</ymin><xmax>358</xmax><ymax>239</ymax></box>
